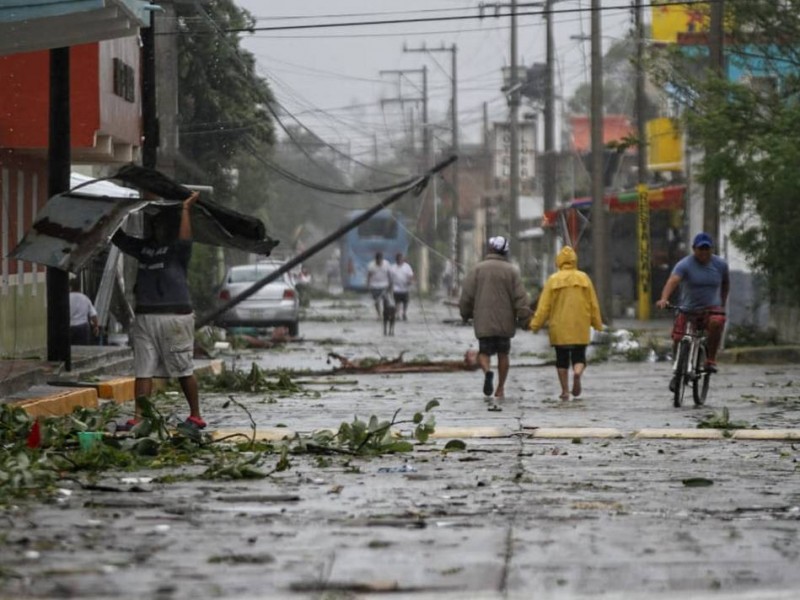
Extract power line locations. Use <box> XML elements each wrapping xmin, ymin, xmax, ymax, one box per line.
<box><xmin>162</xmin><ymin>1</ymin><xmax>719</xmax><ymax>35</ymax></box>
<box><xmin>248</xmin><ymin>5</ymin><xmax>480</xmax><ymax>21</ymax></box>
<box><xmin>188</xmin><ymin>1</ymin><xmax>412</xmax><ymax>182</ymax></box>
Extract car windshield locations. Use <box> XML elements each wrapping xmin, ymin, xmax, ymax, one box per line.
<box><xmin>229</xmin><ymin>263</ymin><xmax>282</xmax><ymax>283</ymax></box>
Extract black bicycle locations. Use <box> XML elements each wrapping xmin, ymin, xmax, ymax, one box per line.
<box><xmin>666</xmin><ymin>304</ymin><xmax>717</xmax><ymax>407</ymax></box>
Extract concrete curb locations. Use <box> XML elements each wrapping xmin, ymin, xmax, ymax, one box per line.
<box><xmin>719</xmin><ymin>345</ymin><xmax>800</xmax><ymax>364</ymax></box>
<box><xmin>523</xmin><ymin>427</ymin><xmax>624</xmax><ymax>439</ymax></box>
<box><xmin>10</xmin><ymin>360</ymin><xmax>224</xmax><ymax>417</ymax></box>
<box><xmin>209</xmin><ymin>426</ymin><xmax>800</xmax><ymax>442</ymax></box>
<box><xmin>634</xmin><ymin>428</ymin><xmax>725</xmax><ymax>439</ymax></box>
<box><xmin>15</xmin><ymin>387</ymin><xmax>98</xmax><ymax>417</ymax></box>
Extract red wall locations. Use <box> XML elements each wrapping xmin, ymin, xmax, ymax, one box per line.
<box><xmin>0</xmin><ymin>44</ymin><xmax>100</xmax><ymax>149</ymax></box>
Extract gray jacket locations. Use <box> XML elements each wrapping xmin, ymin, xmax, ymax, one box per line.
<box><xmin>459</xmin><ymin>254</ymin><xmax>531</xmax><ymax>338</ymax></box>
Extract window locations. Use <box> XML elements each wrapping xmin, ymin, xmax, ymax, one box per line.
<box><xmin>113</xmin><ymin>58</ymin><xmax>135</xmax><ymax>103</ymax></box>
<box><xmin>357</xmin><ymin>218</ymin><xmax>398</xmax><ymax>239</ymax></box>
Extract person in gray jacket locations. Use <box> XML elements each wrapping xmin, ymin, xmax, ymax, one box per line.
<box><xmin>459</xmin><ymin>236</ymin><xmax>531</xmax><ymax>399</ymax></box>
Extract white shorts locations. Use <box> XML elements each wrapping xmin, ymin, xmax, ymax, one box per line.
<box><xmin>131</xmin><ymin>313</ymin><xmax>195</xmax><ymax>378</ymax></box>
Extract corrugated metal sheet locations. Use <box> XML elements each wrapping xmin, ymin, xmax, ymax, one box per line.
<box><xmin>10</xmin><ymin>168</ymin><xmax>280</xmax><ymax>272</ymax></box>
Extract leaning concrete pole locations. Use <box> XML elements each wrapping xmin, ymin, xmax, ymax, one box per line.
<box><xmin>196</xmin><ymin>156</ymin><xmax>457</xmax><ymax>329</ymax></box>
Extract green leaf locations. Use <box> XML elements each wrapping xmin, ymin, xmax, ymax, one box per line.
<box><xmin>414</xmin><ymin>426</ymin><xmax>430</xmax><ymax>444</ymax></box>
<box><xmin>443</xmin><ymin>439</ymin><xmax>466</xmax><ymax>452</ymax></box>
<box><xmin>412</xmin><ymin>412</ymin><xmax>423</xmax><ymax>424</ymax></box>
<box><xmin>132</xmin><ymin>438</ymin><xmax>160</xmax><ymax>457</ymax></box>
<box><xmin>425</xmin><ymin>399</ymin><xmax>440</xmax><ymax>412</ymax></box>
<box><xmin>682</xmin><ymin>477</ymin><xmax>713</xmax><ymax>487</ymax></box>
<box><xmin>385</xmin><ymin>441</ymin><xmax>414</xmax><ymax>453</ymax></box>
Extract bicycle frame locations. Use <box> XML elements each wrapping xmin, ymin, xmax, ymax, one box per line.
<box><xmin>671</xmin><ymin>310</ymin><xmax>711</xmax><ymax>407</ymax></box>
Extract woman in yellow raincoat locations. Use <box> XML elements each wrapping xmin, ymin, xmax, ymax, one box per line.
<box><xmin>529</xmin><ymin>246</ymin><xmax>603</xmax><ymax>400</ymax></box>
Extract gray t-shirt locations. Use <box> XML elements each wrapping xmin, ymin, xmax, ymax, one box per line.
<box><xmin>672</xmin><ymin>254</ymin><xmax>729</xmax><ymax>311</ymax></box>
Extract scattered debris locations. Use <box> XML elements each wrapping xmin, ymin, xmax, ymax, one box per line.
<box><xmin>682</xmin><ymin>477</ymin><xmax>714</xmax><ymax>487</ymax></box>
<box><xmin>326</xmin><ymin>350</ymin><xmax>479</xmax><ymax>374</ymax></box>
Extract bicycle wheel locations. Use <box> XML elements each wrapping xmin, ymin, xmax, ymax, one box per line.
<box><xmin>673</xmin><ymin>340</ymin><xmax>689</xmax><ymax>408</ymax></box>
<box><xmin>693</xmin><ymin>341</ymin><xmax>711</xmax><ymax>406</ymax></box>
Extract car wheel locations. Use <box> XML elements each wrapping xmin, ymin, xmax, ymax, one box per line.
<box><xmin>288</xmin><ymin>321</ymin><xmax>299</xmax><ymax>337</ymax></box>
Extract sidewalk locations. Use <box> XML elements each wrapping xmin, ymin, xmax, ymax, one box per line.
<box><xmin>0</xmin><ymin>344</ymin><xmax>221</xmax><ymax>417</ymax></box>
<box><xmin>0</xmin><ymin>345</ymin><xmax>133</xmax><ymax>399</ymax></box>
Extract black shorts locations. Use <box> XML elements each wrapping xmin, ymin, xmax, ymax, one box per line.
<box><xmin>393</xmin><ymin>291</ymin><xmax>409</xmax><ymax>305</ymax></box>
<box><xmin>554</xmin><ymin>345</ymin><xmax>587</xmax><ymax>369</ymax></box>
<box><xmin>478</xmin><ymin>336</ymin><xmax>511</xmax><ymax>356</ymax></box>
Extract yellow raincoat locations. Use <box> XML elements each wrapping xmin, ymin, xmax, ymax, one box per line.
<box><xmin>529</xmin><ymin>246</ymin><xmax>603</xmax><ymax>345</ymax></box>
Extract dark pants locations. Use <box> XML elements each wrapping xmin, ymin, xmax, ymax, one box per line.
<box><xmin>70</xmin><ymin>324</ymin><xmax>92</xmax><ymax>345</ymax></box>
<box><xmin>478</xmin><ymin>336</ymin><xmax>511</xmax><ymax>356</ymax></box>
<box><xmin>554</xmin><ymin>345</ymin><xmax>586</xmax><ymax>369</ymax></box>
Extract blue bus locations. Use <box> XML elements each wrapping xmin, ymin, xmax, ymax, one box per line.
<box><xmin>340</xmin><ymin>209</ymin><xmax>409</xmax><ymax>292</ymax></box>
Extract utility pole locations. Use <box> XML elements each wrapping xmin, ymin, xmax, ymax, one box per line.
<box><xmin>404</xmin><ymin>43</ymin><xmax>460</xmax><ymax>283</ymax></box>
<box><xmin>380</xmin><ymin>66</ymin><xmax>431</xmax><ymax>291</ymax></box>
<box><xmin>47</xmin><ymin>48</ymin><xmax>71</xmax><ymax>369</ymax></box>
<box><xmin>154</xmin><ymin>1</ymin><xmax>179</xmax><ymax>178</ymax></box>
<box><xmin>543</xmin><ymin>0</ymin><xmax>556</xmax><ymax>277</ymax></box>
<box><xmin>591</xmin><ymin>0</ymin><xmax>611</xmax><ymax>323</ymax></box>
<box><xmin>635</xmin><ymin>0</ymin><xmax>650</xmax><ymax>321</ymax></box>
<box><xmin>380</xmin><ymin>67</ymin><xmax>429</xmax><ymax>233</ymax></box>
<box><xmin>704</xmin><ymin>0</ymin><xmax>724</xmax><ymax>244</ymax></box>
<box><xmin>509</xmin><ymin>0</ymin><xmax>521</xmax><ymax>257</ymax></box>
<box><xmin>141</xmin><ymin>10</ymin><xmax>157</xmax><ymax>171</ymax></box>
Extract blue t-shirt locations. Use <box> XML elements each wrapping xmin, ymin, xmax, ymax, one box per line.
<box><xmin>672</xmin><ymin>254</ymin><xmax>729</xmax><ymax>311</ymax></box>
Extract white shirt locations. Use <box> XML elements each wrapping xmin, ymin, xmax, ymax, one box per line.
<box><xmin>390</xmin><ymin>262</ymin><xmax>414</xmax><ymax>293</ymax></box>
<box><xmin>69</xmin><ymin>292</ymin><xmax>97</xmax><ymax>327</ymax></box>
<box><xmin>367</xmin><ymin>260</ymin><xmax>391</xmax><ymax>289</ymax></box>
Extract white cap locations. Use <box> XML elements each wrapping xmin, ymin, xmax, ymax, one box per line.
<box><xmin>488</xmin><ymin>235</ymin><xmax>509</xmax><ymax>255</ymax></box>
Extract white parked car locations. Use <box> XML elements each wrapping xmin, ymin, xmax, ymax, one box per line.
<box><xmin>215</xmin><ymin>260</ymin><xmax>300</xmax><ymax>336</ymax></box>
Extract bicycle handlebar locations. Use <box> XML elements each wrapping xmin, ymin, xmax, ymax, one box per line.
<box><xmin>658</xmin><ymin>302</ymin><xmax>725</xmax><ymax>316</ymax></box>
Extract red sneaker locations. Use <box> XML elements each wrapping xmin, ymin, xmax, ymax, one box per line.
<box><xmin>185</xmin><ymin>415</ymin><xmax>207</xmax><ymax>429</ymax></box>
<box><xmin>116</xmin><ymin>419</ymin><xmax>139</xmax><ymax>432</ymax></box>
<box><xmin>704</xmin><ymin>360</ymin><xmax>718</xmax><ymax>373</ymax></box>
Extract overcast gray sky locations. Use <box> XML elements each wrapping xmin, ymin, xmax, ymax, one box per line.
<box><xmin>235</xmin><ymin>1</ymin><xmax>634</xmax><ymax>160</ymax></box>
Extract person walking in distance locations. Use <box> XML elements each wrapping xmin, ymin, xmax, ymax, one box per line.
<box><xmin>459</xmin><ymin>236</ymin><xmax>531</xmax><ymax>399</ymax></box>
<box><xmin>112</xmin><ymin>191</ymin><xmax>206</xmax><ymax>430</ymax></box>
<box><xmin>656</xmin><ymin>232</ymin><xmax>729</xmax><ymax>384</ymax></box>
<box><xmin>69</xmin><ymin>277</ymin><xmax>99</xmax><ymax>345</ymax></box>
<box><xmin>529</xmin><ymin>246</ymin><xmax>603</xmax><ymax>401</ymax></box>
<box><xmin>390</xmin><ymin>252</ymin><xmax>415</xmax><ymax>321</ymax></box>
<box><xmin>366</xmin><ymin>251</ymin><xmax>392</xmax><ymax>318</ymax></box>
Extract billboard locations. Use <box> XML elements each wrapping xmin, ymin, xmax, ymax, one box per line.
<box><xmin>651</xmin><ymin>1</ymin><xmax>710</xmax><ymax>43</ymax></box>
<box><xmin>493</xmin><ymin>121</ymin><xmax>536</xmax><ymax>192</ymax></box>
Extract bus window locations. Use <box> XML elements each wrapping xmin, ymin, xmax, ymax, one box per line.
<box><xmin>357</xmin><ymin>218</ymin><xmax>398</xmax><ymax>239</ymax></box>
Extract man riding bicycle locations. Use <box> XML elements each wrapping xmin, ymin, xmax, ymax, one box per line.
<box><xmin>656</xmin><ymin>232</ymin><xmax>730</xmax><ymax>381</ymax></box>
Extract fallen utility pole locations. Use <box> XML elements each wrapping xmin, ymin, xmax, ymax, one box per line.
<box><xmin>196</xmin><ymin>155</ymin><xmax>458</xmax><ymax>329</ymax></box>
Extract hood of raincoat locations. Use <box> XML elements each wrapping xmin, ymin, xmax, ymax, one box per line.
<box><xmin>556</xmin><ymin>246</ymin><xmax>577</xmax><ymax>270</ymax></box>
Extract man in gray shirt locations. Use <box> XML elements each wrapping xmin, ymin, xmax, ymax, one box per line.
<box><xmin>113</xmin><ymin>191</ymin><xmax>205</xmax><ymax>430</ymax></box>
<box><xmin>657</xmin><ymin>231</ymin><xmax>730</xmax><ymax>373</ymax></box>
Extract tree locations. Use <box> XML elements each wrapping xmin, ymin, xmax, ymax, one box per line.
<box><xmin>173</xmin><ymin>1</ymin><xmax>276</xmax><ymax>310</ymax></box>
<box><xmin>650</xmin><ymin>0</ymin><xmax>800</xmax><ymax>301</ymax></box>
<box><xmin>568</xmin><ymin>36</ymin><xmax>658</xmax><ymax>117</ymax></box>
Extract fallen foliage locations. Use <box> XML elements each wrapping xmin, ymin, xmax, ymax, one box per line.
<box><xmin>326</xmin><ymin>350</ymin><xmax>479</xmax><ymax>374</ymax></box>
